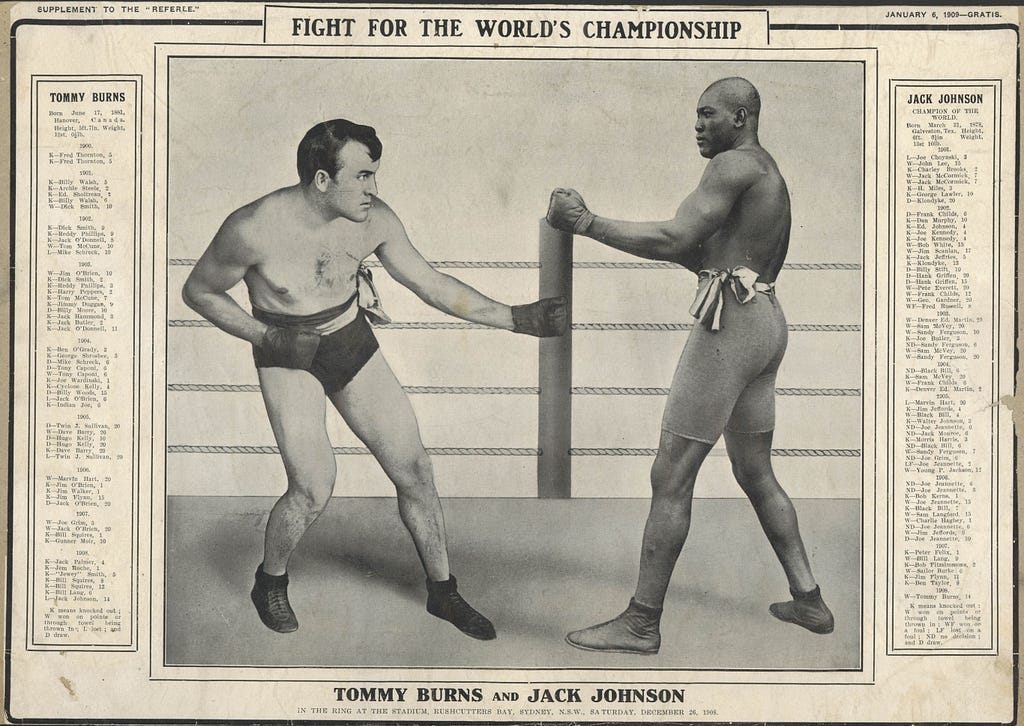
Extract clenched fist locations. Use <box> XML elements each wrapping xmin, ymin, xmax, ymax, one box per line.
<box><xmin>546</xmin><ymin>188</ymin><xmax>595</xmax><ymax>235</ymax></box>
<box><xmin>258</xmin><ymin>325</ymin><xmax>321</xmax><ymax>369</ymax></box>
<box><xmin>512</xmin><ymin>297</ymin><xmax>568</xmax><ymax>338</ymax></box>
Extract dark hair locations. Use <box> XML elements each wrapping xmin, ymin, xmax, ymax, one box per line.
<box><xmin>296</xmin><ymin>119</ymin><xmax>382</xmax><ymax>186</ymax></box>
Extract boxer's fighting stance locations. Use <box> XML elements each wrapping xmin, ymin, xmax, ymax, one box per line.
<box><xmin>183</xmin><ymin>119</ymin><xmax>566</xmax><ymax>639</ymax></box>
<box><xmin>547</xmin><ymin>78</ymin><xmax>833</xmax><ymax>654</ymax></box>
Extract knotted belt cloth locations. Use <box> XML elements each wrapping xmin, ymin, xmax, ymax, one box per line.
<box><xmin>688</xmin><ymin>266</ymin><xmax>775</xmax><ymax>331</ymax></box>
<box><xmin>356</xmin><ymin>263</ymin><xmax>392</xmax><ymax>326</ymax></box>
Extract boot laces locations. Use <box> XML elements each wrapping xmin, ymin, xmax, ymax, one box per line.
<box><xmin>265</xmin><ymin>583</ymin><xmax>293</xmax><ymax>618</ymax></box>
<box><xmin>440</xmin><ymin>591</ymin><xmax>483</xmax><ymax>623</ymax></box>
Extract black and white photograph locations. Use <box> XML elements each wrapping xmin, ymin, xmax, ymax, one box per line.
<box><xmin>164</xmin><ymin>55</ymin><xmax>863</xmax><ymax>670</ymax></box>
<box><xmin>7</xmin><ymin>4</ymin><xmax>1018</xmax><ymax>723</ymax></box>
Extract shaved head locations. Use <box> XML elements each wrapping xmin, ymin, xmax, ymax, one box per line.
<box><xmin>701</xmin><ymin>77</ymin><xmax>761</xmax><ymax>119</ymax></box>
<box><xmin>694</xmin><ymin>76</ymin><xmax>763</xmax><ymax>157</ymax></box>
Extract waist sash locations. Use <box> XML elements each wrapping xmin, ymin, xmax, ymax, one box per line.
<box><xmin>356</xmin><ymin>263</ymin><xmax>392</xmax><ymax>326</ymax></box>
<box><xmin>252</xmin><ymin>292</ymin><xmax>357</xmax><ymax>331</ymax></box>
<box><xmin>251</xmin><ymin>263</ymin><xmax>392</xmax><ymax>334</ymax></box>
<box><xmin>689</xmin><ymin>266</ymin><xmax>775</xmax><ymax>331</ymax></box>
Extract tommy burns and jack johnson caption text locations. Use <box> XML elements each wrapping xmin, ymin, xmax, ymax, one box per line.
<box><xmin>332</xmin><ymin>686</ymin><xmax>686</xmax><ymax>704</ymax></box>
<box><xmin>304</xmin><ymin>687</ymin><xmax>696</xmax><ymax>718</ymax></box>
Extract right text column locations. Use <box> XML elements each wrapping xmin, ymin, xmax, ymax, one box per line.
<box><xmin>890</xmin><ymin>82</ymin><xmax>998</xmax><ymax>652</ymax></box>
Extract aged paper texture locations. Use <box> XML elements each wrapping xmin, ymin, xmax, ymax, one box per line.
<box><xmin>4</xmin><ymin>3</ymin><xmax>1019</xmax><ymax>723</ymax></box>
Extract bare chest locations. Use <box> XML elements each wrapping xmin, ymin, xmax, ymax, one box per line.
<box><xmin>249</xmin><ymin>226</ymin><xmax>376</xmax><ymax>305</ymax></box>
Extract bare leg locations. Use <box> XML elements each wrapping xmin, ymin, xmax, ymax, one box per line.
<box><xmin>330</xmin><ymin>351</ymin><xmax>495</xmax><ymax>640</ymax></box>
<box><xmin>251</xmin><ymin>367</ymin><xmax>336</xmax><ymax>633</ymax></box>
<box><xmin>723</xmin><ymin>429</ymin><xmax>814</xmax><ymax>592</ymax></box>
<box><xmin>567</xmin><ymin>430</ymin><xmax>711</xmax><ymax>654</ymax></box>
<box><xmin>329</xmin><ymin>352</ymin><xmax>448</xmax><ymax>580</ymax></box>
<box><xmin>259</xmin><ymin>367</ymin><xmax>337</xmax><ymax>575</ymax></box>
<box><xmin>634</xmin><ymin>431</ymin><xmax>714</xmax><ymax>608</ymax></box>
<box><xmin>725</xmin><ymin>429</ymin><xmax>833</xmax><ymax>633</ymax></box>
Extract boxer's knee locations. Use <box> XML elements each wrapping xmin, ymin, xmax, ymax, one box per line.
<box><xmin>391</xmin><ymin>449</ymin><xmax>436</xmax><ymax>498</ymax></box>
<box><xmin>285</xmin><ymin>461</ymin><xmax>337</xmax><ymax>513</ymax></box>
<box><xmin>292</xmin><ymin>482</ymin><xmax>334</xmax><ymax>514</ymax></box>
<box><xmin>730</xmin><ymin>457</ymin><xmax>771</xmax><ymax>489</ymax></box>
<box><xmin>724</xmin><ymin>431</ymin><xmax>777</xmax><ymax>496</ymax></box>
<box><xmin>648</xmin><ymin>432</ymin><xmax>708</xmax><ymax>500</ymax></box>
<box><xmin>649</xmin><ymin>452</ymin><xmax>697</xmax><ymax>501</ymax></box>
<box><xmin>728</xmin><ymin>448</ymin><xmax>780</xmax><ymax>503</ymax></box>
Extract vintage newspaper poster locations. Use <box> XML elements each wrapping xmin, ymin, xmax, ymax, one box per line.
<box><xmin>4</xmin><ymin>2</ymin><xmax>1019</xmax><ymax>723</ymax></box>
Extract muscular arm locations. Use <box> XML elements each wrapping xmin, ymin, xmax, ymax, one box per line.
<box><xmin>181</xmin><ymin>214</ymin><xmax>268</xmax><ymax>344</ymax></box>
<box><xmin>373</xmin><ymin>205</ymin><xmax>514</xmax><ymax>330</ymax></box>
<box><xmin>571</xmin><ymin>152</ymin><xmax>758</xmax><ymax>268</ymax></box>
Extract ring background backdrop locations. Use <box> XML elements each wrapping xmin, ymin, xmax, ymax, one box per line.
<box><xmin>166</xmin><ymin>57</ymin><xmax>864</xmax><ymax>500</ymax></box>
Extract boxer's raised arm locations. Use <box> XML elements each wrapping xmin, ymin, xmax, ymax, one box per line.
<box><xmin>548</xmin><ymin>151</ymin><xmax>757</xmax><ymax>269</ymax></box>
<box><xmin>373</xmin><ymin>203</ymin><xmax>514</xmax><ymax>331</ymax></box>
<box><xmin>182</xmin><ymin>215</ymin><xmax>268</xmax><ymax>345</ymax></box>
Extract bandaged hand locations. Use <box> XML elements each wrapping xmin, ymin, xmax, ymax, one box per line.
<box><xmin>259</xmin><ymin>326</ymin><xmax>321</xmax><ymax>369</ymax></box>
<box><xmin>547</xmin><ymin>188</ymin><xmax>595</xmax><ymax>235</ymax></box>
<box><xmin>512</xmin><ymin>297</ymin><xmax>568</xmax><ymax>337</ymax></box>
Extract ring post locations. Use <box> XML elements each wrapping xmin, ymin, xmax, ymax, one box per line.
<box><xmin>537</xmin><ymin>220</ymin><xmax>572</xmax><ymax>498</ymax></box>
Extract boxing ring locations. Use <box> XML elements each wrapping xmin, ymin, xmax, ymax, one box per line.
<box><xmin>163</xmin><ymin>223</ymin><xmax>863</xmax><ymax>669</ymax></box>
<box><xmin>157</xmin><ymin>55</ymin><xmax>865</xmax><ymax>669</ymax></box>
<box><xmin>165</xmin><ymin>222</ymin><xmax>862</xmax><ymax>501</ymax></box>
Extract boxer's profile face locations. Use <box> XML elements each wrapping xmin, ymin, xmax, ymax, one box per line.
<box><xmin>694</xmin><ymin>89</ymin><xmax>736</xmax><ymax>159</ymax></box>
<box><xmin>317</xmin><ymin>141</ymin><xmax>379</xmax><ymax>222</ymax></box>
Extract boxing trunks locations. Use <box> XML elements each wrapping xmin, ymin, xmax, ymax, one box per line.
<box><xmin>251</xmin><ymin>265</ymin><xmax>388</xmax><ymax>393</ymax></box>
<box><xmin>661</xmin><ymin>266</ymin><xmax>787</xmax><ymax>444</ymax></box>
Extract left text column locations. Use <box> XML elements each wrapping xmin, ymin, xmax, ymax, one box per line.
<box><xmin>29</xmin><ymin>77</ymin><xmax>140</xmax><ymax>649</ymax></box>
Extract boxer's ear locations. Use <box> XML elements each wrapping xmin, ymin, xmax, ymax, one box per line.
<box><xmin>733</xmin><ymin>107</ymin><xmax>748</xmax><ymax>127</ymax></box>
<box><xmin>314</xmin><ymin>169</ymin><xmax>331</xmax><ymax>191</ymax></box>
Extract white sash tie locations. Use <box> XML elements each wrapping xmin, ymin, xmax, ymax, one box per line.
<box><xmin>356</xmin><ymin>263</ymin><xmax>392</xmax><ymax>326</ymax></box>
<box><xmin>688</xmin><ymin>266</ymin><xmax>775</xmax><ymax>331</ymax></box>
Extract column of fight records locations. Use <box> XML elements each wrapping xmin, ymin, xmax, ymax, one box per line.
<box><xmin>28</xmin><ymin>77</ymin><xmax>140</xmax><ymax>649</ymax></box>
<box><xmin>889</xmin><ymin>82</ymin><xmax>1000</xmax><ymax>653</ymax></box>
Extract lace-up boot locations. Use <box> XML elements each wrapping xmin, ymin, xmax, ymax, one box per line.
<box><xmin>425</xmin><ymin>575</ymin><xmax>496</xmax><ymax>640</ymax></box>
<box><xmin>250</xmin><ymin>564</ymin><xmax>299</xmax><ymax>633</ymax></box>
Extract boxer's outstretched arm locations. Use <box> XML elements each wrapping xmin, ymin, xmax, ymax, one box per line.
<box><xmin>182</xmin><ymin>214</ymin><xmax>268</xmax><ymax>344</ymax></box>
<box><xmin>373</xmin><ymin>202</ymin><xmax>514</xmax><ymax>331</ymax></box>
<box><xmin>552</xmin><ymin>151</ymin><xmax>756</xmax><ymax>268</ymax></box>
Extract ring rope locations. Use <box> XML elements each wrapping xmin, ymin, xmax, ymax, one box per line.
<box><xmin>570</xmin><ymin>448</ymin><xmax>861</xmax><ymax>457</ymax></box>
<box><xmin>572</xmin><ymin>322</ymin><xmax>861</xmax><ymax>332</ymax></box>
<box><xmin>168</xmin><ymin>258</ymin><xmax>859</xmax><ymax>271</ymax></box>
<box><xmin>367</xmin><ymin>261</ymin><xmax>540</xmax><ymax>269</ymax></box>
<box><xmin>571</xmin><ymin>386</ymin><xmax>861</xmax><ymax>396</ymax></box>
<box><xmin>570</xmin><ymin>261</ymin><xmax>861</xmax><ymax>270</ymax></box>
<box><xmin>167</xmin><ymin>383</ymin><xmax>859</xmax><ymax>397</ymax></box>
<box><xmin>167</xmin><ymin>383</ymin><xmax>540</xmax><ymax>395</ymax></box>
<box><xmin>169</xmin><ymin>319</ymin><xmax>861</xmax><ymax>332</ymax></box>
<box><xmin>167</xmin><ymin>444</ymin><xmax>857</xmax><ymax>457</ymax></box>
<box><xmin>408</xmin><ymin>385</ymin><xmax>538</xmax><ymax>395</ymax></box>
<box><xmin>168</xmin><ymin>445</ymin><xmax>538</xmax><ymax>456</ymax></box>
<box><xmin>168</xmin><ymin>258</ymin><xmax>540</xmax><ymax>269</ymax></box>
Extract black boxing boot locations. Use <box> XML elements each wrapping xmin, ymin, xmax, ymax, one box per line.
<box><xmin>250</xmin><ymin>564</ymin><xmax>298</xmax><ymax>633</ymax></box>
<box><xmin>769</xmin><ymin>585</ymin><xmax>835</xmax><ymax>634</ymax></box>
<box><xmin>426</xmin><ymin>575</ymin><xmax>496</xmax><ymax>640</ymax></box>
<box><xmin>566</xmin><ymin>598</ymin><xmax>662</xmax><ymax>655</ymax></box>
